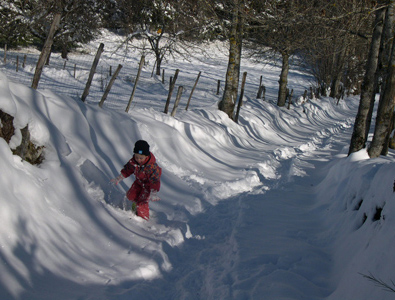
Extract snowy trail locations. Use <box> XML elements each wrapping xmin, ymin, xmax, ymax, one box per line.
<box><xmin>230</xmin><ymin>161</ymin><xmax>335</xmax><ymax>300</ymax></box>
<box><xmin>167</xmin><ymin>126</ymin><xmax>353</xmax><ymax>300</ymax></box>
<box><xmin>5</xmin><ymin>33</ymin><xmax>394</xmax><ymax>300</ymax></box>
<box><xmin>96</xmin><ymin>102</ymin><xmax>357</xmax><ymax>300</ymax></box>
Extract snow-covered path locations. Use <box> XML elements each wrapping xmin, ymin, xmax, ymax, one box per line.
<box><xmin>95</xmin><ymin>102</ymin><xmax>356</xmax><ymax>300</ymax></box>
<box><xmin>231</xmin><ymin>162</ymin><xmax>334</xmax><ymax>300</ymax></box>
<box><xmin>2</xmin><ymin>33</ymin><xmax>395</xmax><ymax>300</ymax></box>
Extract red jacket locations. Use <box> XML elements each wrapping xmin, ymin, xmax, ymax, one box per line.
<box><xmin>121</xmin><ymin>152</ymin><xmax>161</xmax><ymax>192</ymax></box>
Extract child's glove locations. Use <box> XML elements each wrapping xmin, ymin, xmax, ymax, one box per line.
<box><xmin>111</xmin><ymin>174</ymin><xmax>124</xmax><ymax>185</ymax></box>
<box><xmin>149</xmin><ymin>190</ymin><xmax>160</xmax><ymax>201</ymax></box>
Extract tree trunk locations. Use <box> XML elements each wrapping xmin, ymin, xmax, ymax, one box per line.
<box><xmin>156</xmin><ymin>53</ymin><xmax>162</xmax><ymax>76</ymax></box>
<box><xmin>381</xmin><ymin>111</ymin><xmax>394</xmax><ymax>154</ymax></box>
<box><xmin>277</xmin><ymin>52</ymin><xmax>289</xmax><ymax>107</ymax></box>
<box><xmin>368</xmin><ymin>35</ymin><xmax>395</xmax><ymax>158</ymax></box>
<box><xmin>365</xmin><ymin>1</ymin><xmax>395</xmax><ymax>144</ymax></box>
<box><xmin>348</xmin><ymin>4</ymin><xmax>386</xmax><ymax>155</ymax></box>
<box><xmin>219</xmin><ymin>0</ymin><xmax>243</xmax><ymax>119</ymax></box>
<box><xmin>329</xmin><ymin>46</ymin><xmax>346</xmax><ymax>99</ymax></box>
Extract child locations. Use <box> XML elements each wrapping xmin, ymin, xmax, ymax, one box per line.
<box><xmin>111</xmin><ymin>140</ymin><xmax>161</xmax><ymax>220</ymax></box>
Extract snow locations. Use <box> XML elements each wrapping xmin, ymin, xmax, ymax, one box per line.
<box><xmin>0</xmin><ymin>31</ymin><xmax>394</xmax><ymax>300</ymax></box>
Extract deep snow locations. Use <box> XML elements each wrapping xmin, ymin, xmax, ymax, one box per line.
<box><xmin>0</xmin><ymin>31</ymin><xmax>394</xmax><ymax>300</ymax></box>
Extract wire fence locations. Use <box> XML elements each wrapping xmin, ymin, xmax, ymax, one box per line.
<box><xmin>1</xmin><ymin>48</ymin><xmax>136</xmax><ymax>106</ymax></box>
<box><xmin>0</xmin><ymin>44</ymin><xmax>228</xmax><ymax>114</ymax></box>
<box><xmin>2</xmin><ymin>41</ymin><xmax>312</xmax><ymax>116</ymax></box>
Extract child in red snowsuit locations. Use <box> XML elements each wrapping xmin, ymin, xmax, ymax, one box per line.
<box><xmin>112</xmin><ymin>140</ymin><xmax>161</xmax><ymax>220</ymax></box>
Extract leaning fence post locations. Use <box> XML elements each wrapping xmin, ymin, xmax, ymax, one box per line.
<box><xmin>171</xmin><ymin>86</ymin><xmax>184</xmax><ymax>117</ymax></box>
<box><xmin>32</xmin><ymin>13</ymin><xmax>61</xmax><ymax>90</ymax></box>
<box><xmin>164</xmin><ymin>69</ymin><xmax>179</xmax><ymax>114</ymax></box>
<box><xmin>125</xmin><ymin>55</ymin><xmax>145</xmax><ymax>113</ymax></box>
<box><xmin>217</xmin><ymin>80</ymin><xmax>221</xmax><ymax>95</ymax></box>
<box><xmin>185</xmin><ymin>71</ymin><xmax>201</xmax><ymax>111</ymax></box>
<box><xmin>99</xmin><ymin>64</ymin><xmax>122</xmax><ymax>108</ymax></box>
<box><xmin>234</xmin><ymin>71</ymin><xmax>247</xmax><ymax>123</ymax></box>
<box><xmin>81</xmin><ymin>43</ymin><xmax>104</xmax><ymax>102</ymax></box>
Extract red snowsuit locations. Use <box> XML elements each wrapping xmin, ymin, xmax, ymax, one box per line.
<box><xmin>120</xmin><ymin>152</ymin><xmax>161</xmax><ymax>220</ymax></box>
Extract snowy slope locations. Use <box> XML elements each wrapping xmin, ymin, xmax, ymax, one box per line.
<box><xmin>0</xmin><ymin>32</ymin><xmax>394</xmax><ymax>300</ymax></box>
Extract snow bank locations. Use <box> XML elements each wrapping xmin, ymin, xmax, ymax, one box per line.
<box><xmin>318</xmin><ymin>150</ymin><xmax>395</xmax><ymax>300</ymax></box>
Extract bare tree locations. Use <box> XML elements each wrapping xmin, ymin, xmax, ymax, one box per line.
<box><xmin>302</xmin><ymin>0</ymin><xmax>373</xmax><ymax>98</ymax></box>
<box><xmin>245</xmin><ymin>1</ymin><xmax>325</xmax><ymax>106</ymax></box>
<box><xmin>115</xmin><ymin>0</ymin><xmax>203</xmax><ymax>75</ymax></box>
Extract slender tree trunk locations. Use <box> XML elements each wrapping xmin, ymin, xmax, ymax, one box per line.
<box><xmin>365</xmin><ymin>1</ymin><xmax>395</xmax><ymax>144</ymax></box>
<box><xmin>329</xmin><ymin>46</ymin><xmax>346</xmax><ymax>99</ymax></box>
<box><xmin>348</xmin><ymin>4</ymin><xmax>386</xmax><ymax>155</ymax></box>
<box><xmin>277</xmin><ymin>52</ymin><xmax>289</xmax><ymax>107</ymax></box>
<box><xmin>368</xmin><ymin>34</ymin><xmax>395</xmax><ymax>158</ymax></box>
<box><xmin>219</xmin><ymin>0</ymin><xmax>244</xmax><ymax>119</ymax></box>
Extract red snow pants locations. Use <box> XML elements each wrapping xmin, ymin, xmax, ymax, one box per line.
<box><xmin>126</xmin><ymin>181</ymin><xmax>150</xmax><ymax>220</ymax></box>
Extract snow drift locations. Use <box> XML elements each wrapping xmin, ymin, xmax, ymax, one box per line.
<box><xmin>0</xmin><ymin>37</ymin><xmax>394</xmax><ymax>300</ymax></box>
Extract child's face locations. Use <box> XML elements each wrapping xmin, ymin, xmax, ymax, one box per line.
<box><xmin>134</xmin><ymin>153</ymin><xmax>148</xmax><ymax>165</ymax></box>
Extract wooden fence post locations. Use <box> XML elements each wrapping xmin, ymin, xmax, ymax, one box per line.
<box><xmin>257</xmin><ymin>75</ymin><xmax>263</xmax><ymax>98</ymax></box>
<box><xmin>185</xmin><ymin>71</ymin><xmax>201</xmax><ymax>111</ymax></box>
<box><xmin>23</xmin><ymin>55</ymin><xmax>26</xmax><ymax>68</ymax></box>
<box><xmin>162</xmin><ymin>69</ymin><xmax>165</xmax><ymax>84</ymax></box>
<box><xmin>31</xmin><ymin>13</ymin><xmax>61</xmax><ymax>90</ymax></box>
<box><xmin>257</xmin><ymin>85</ymin><xmax>263</xmax><ymax>99</ymax></box>
<box><xmin>16</xmin><ymin>56</ymin><xmax>19</xmax><ymax>72</ymax></box>
<box><xmin>99</xmin><ymin>64</ymin><xmax>122</xmax><ymax>108</ymax></box>
<box><xmin>125</xmin><ymin>55</ymin><xmax>145</xmax><ymax>113</ymax></box>
<box><xmin>234</xmin><ymin>71</ymin><xmax>247</xmax><ymax>123</ymax></box>
<box><xmin>164</xmin><ymin>69</ymin><xmax>179</xmax><ymax>114</ymax></box>
<box><xmin>171</xmin><ymin>86</ymin><xmax>184</xmax><ymax>117</ymax></box>
<box><xmin>81</xmin><ymin>43</ymin><xmax>104</xmax><ymax>102</ymax></box>
<box><xmin>217</xmin><ymin>80</ymin><xmax>221</xmax><ymax>95</ymax></box>
<box><xmin>3</xmin><ymin>44</ymin><xmax>6</xmax><ymax>63</ymax></box>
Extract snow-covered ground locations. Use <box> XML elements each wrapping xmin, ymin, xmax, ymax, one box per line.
<box><xmin>0</xmin><ymin>31</ymin><xmax>394</xmax><ymax>300</ymax></box>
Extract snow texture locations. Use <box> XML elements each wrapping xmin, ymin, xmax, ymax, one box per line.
<box><xmin>0</xmin><ymin>31</ymin><xmax>394</xmax><ymax>300</ymax></box>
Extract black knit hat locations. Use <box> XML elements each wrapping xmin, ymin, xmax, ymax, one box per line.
<box><xmin>134</xmin><ymin>140</ymin><xmax>150</xmax><ymax>156</ymax></box>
